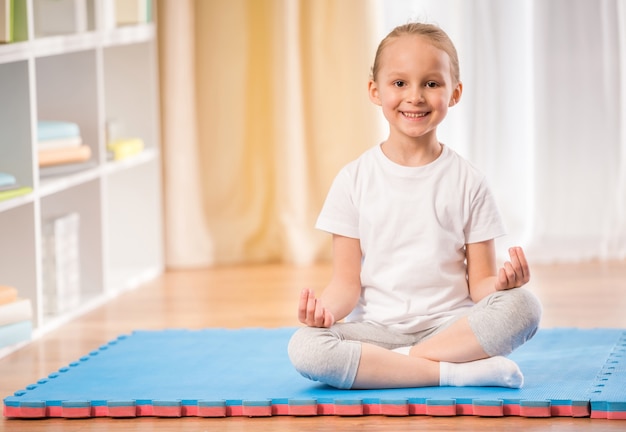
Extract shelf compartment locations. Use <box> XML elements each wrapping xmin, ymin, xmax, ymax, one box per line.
<box><xmin>35</xmin><ymin>49</ymin><xmax>102</xmax><ymax>168</ymax></box>
<box><xmin>32</xmin><ymin>0</ymin><xmax>96</xmax><ymax>39</ymax></box>
<box><xmin>104</xmin><ymin>157</ymin><xmax>162</xmax><ymax>293</ymax></box>
<box><xmin>0</xmin><ymin>204</ymin><xmax>39</xmax><ymax>327</ymax></box>
<box><xmin>0</xmin><ymin>60</ymin><xmax>35</xmax><ymax>190</ymax></box>
<box><xmin>103</xmin><ymin>40</ymin><xmax>158</xmax><ymax>151</ymax></box>
<box><xmin>40</xmin><ymin>179</ymin><xmax>104</xmax><ymax>323</ymax></box>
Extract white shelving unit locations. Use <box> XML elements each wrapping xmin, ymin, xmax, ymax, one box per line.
<box><xmin>0</xmin><ymin>0</ymin><xmax>163</xmax><ymax>349</ymax></box>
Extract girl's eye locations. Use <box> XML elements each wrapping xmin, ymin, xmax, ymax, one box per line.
<box><xmin>425</xmin><ymin>81</ymin><xmax>439</xmax><ymax>88</ymax></box>
<box><xmin>393</xmin><ymin>81</ymin><xmax>406</xmax><ymax>88</ymax></box>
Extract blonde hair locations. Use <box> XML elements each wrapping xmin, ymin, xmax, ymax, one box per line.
<box><xmin>371</xmin><ymin>23</ymin><xmax>460</xmax><ymax>84</ymax></box>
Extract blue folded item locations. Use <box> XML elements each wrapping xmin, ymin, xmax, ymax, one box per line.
<box><xmin>0</xmin><ymin>172</ymin><xmax>17</xmax><ymax>188</ymax></box>
<box><xmin>37</xmin><ymin>121</ymin><xmax>81</xmax><ymax>141</ymax></box>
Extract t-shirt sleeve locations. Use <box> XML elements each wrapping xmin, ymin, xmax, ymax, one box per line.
<box><xmin>315</xmin><ymin>168</ymin><xmax>360</xmax><ymax>239</ymax></box>
<box><xmin>465</xmin><ymin>177</ymin><xmax>507</xmax><ymax>244</ymax></box>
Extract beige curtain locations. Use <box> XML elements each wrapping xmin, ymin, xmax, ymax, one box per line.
<box><xmin>157</xmin><ymin>0</ymin><xmax>383</xmax><ymax>267</ymax></box>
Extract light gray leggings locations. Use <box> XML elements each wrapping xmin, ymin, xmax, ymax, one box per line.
<box><xmin>288</xmin><ymin>288</ymin><xmax>542</xmax><ymax>389</ymax></box>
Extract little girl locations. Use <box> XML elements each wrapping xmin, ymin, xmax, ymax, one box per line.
<box><xmin>288</xmin><ymin>23</ymin><xmax>542</xmax><ymax>390</ymax></box>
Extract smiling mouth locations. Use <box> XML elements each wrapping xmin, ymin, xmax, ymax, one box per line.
<box><xmin>402</xmin><ymin>111</ymin><xmax>428</xmax><ymax>119</ymax></box>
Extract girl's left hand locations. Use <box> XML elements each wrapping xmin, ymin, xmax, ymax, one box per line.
<box><xmin>495</xmin><ymin>246</ymin><xmax>530</xmax><ymax>291</ymax></box>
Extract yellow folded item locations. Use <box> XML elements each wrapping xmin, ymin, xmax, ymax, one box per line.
<box><xmin>0</xmin><ymin>186</ymin><xmax>33</xmax><ymax>202</ymax></box>
<box><xmin>107</xmin><ymin>138</ymin><xmax>144</xmax><ymax>161</ymax></box>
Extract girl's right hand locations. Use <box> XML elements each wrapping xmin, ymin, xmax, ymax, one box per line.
<box><xmin>298</xmin><ymin>288</ymin><xmax>335</xmax><ymax>328</ymax></box>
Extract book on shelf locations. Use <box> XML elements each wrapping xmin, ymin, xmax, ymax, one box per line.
<box><xmin>0</xmin><ymin>298</ymin><xmax>32</xmax><ymax>327</ymax></box>
<box><xmin>115</xmin><ymin>0</ymin><xmax>150</xmax><ymax>26</ymax></box>
<box><xmin>0</xmin><ymin>0</ymin><xmax>12</xmax><ymax>43</ymax></box>
<box><xmin>0</xmin><ymin>285</ymin><xmax>18</xmax><ymax>305</ymax></box>
<box><xmin>33</xmin><ymin>0</ymin><xmax>87</xmax><ymax>37</ymax></box>
<box><xmin>0</xmin><ymin>186</ymin><xmax>32</xmax><ymax>202</ymax></box>
<box><xmin>107</xmin><ymin>137</ymin><xmax>144</xmax><ymax>161</ymax></box>
<box><xmin>0</xmin><ymin>320</ymin><xmax>32</xmax><ymax>349</ymax></box>
<box><xmin>9</xmin><ymin>0</ymin><xmax>25</xmax><ymax>42</ymax></box>
<box><xmin>42</xmin><ymin>212</ymin><xmax>81</xmax><ymax>316</ymax></box>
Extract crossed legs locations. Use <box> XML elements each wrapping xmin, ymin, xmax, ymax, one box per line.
<box><xmin>352</xmin><ymin>316</ymin><xmax>522</xmax><ymax>389</ymax></box>
<box><xmin>288</xmin><ymin>288</ymin><xmax>541</xmax><ymax>389</ymax></box>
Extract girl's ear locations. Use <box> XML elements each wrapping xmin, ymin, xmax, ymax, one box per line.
<box><xmin>449</xmin><ymin>81</ymin><xmax>463</xmax><ymax>107</ymax></box>
<box><xmin>368</xmin><ymin>80</ymin><xmax>382</xmax><ymax>106</ymax></box>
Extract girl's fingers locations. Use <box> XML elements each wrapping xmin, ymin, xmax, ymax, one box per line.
<box><xmin>307</xmin><ymin>292</ymin><xmax>317</xmax><ymax>320</ymax></box>
<box><xmin>510</xmin><ymin>247</ymin><xmax>530</xmax><ymax>283</ymax></box>
<box><xmin>298</xmin><ymin>289</ymin><xmax>317</xmax><ymax>325</ymax></box>
<box><xmin>497</xmin><ymin>267</ymin><xmax>508</xmax><ymax>290</ymax></box>
<box><xmin>504</xmin><ymin>261</ymin><xmax>517</xmax><ymax>285</ymax></box>
<box><xmin>324</xmin><ymin>309</ymin><xmax>335</xmax><ymax>328</ymax></box>
<box><xmin>314</xmin><ymin>299</ymin><xmax>325</xmax><ymax>324</ymax></box>
<box><xmin>497</xmin><ymin>264</ymin><xmax>517</xmax><ymax>290</ymax></box>
<box><xmin>297</xmin><ymin>289</ymin><xmax>310</xmax><ymax>322</ymax></box>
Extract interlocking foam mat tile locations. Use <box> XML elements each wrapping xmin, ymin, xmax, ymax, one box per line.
<box><xmin>4</xmin><ymin>328</ymin><xmax>626</xmax><ymax>419</ymax></box>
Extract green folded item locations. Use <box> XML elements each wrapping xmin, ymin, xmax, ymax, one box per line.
<box><xmin>0</xmin><ymin>186</ymin><xmax>32</xmax><ymax>202</ymax></box>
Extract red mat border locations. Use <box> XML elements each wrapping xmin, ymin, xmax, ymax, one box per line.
<box><xmin>8</xmin><ymin>398</ymin><xmax>624</xmax><ymax>419</ymax></box>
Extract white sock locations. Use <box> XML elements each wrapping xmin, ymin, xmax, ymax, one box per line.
<box><xmin>439</xmin><ymin>356</ymin><xmax>524</xmax><ymax>388</ymax></box>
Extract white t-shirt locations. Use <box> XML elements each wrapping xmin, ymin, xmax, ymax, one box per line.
<box><xmin>316</xmin><ymin>144</ymin><xmax>506</xmax><ymax>333</ymax></box>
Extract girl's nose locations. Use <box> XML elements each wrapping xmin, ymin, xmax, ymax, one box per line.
<box><xmin>406</xmin><ymin>87</ymin><xmax>424</xmax><ymax>104</ymax></box>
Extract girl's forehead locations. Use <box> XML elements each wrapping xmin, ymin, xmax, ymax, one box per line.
<box><xmin>380</xmin><ymin>35</ymin><xmax>451</xmax><ymax>71</ymax></box>
<box><xmin>384</xmin><ymin>34</ymin><xmax>445</xmax><ymax>57</ymax></box>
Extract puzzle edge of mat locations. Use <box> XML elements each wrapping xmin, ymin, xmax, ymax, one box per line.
<box><xmin>9</xmin><ymin>395</ymin><xmax>626</xmax><ymax>419</ymax></box>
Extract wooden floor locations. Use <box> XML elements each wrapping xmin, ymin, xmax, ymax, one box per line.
<box><xmin>1</xmin><ymin>260</ymin><xmax>626</xmax><ymax>431</ymax></box>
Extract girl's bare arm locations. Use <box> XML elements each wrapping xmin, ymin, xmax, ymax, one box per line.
<box><xmin>466</xmin><ymin>240</ymin><xmax>530</xmax><ymax>303</ymax></box>
<box><xmin>298</xmin><ymin>234</ymin><xmax>362</xmax><ymax>327</ymax></box>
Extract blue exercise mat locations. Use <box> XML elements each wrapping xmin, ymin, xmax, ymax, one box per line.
<box><xmin>4</xmin><ymin>328</ymin><xmax>626</xmax><ymax>419</ymax></box>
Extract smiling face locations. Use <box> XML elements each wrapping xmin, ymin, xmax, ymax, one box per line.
<box><xmin>368</xmin><ymin>34</ymin><xmax>462</xmax><ymax>148</ymax></box>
